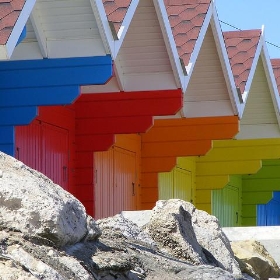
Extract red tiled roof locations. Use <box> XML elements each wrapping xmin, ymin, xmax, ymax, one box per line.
<box><xmin>223</xmin><ymin>29</ymin><xmax>262</xmax><ymax>94</ymax></box>
<box><xmin>102</xmin><ymin>0</ymin><xmax>132</xmax><ymax>34</ymax></box>
<box><xmin>271</xmin><ymin>59</ymin><xmax>280</xmax><ymax>94</ymax></box>
<box><xmin>164</xmin><ymin>0</ymin><xmax>211</xmax><ymax>66</ymax></box>
<box><xmin>0</xmin><ymin>0</ymin><xmax>26</xmax><ymax>45</ymax></box>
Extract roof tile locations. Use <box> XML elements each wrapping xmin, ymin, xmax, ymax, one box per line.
<box><xmin>164</xmin><ymin>0</ymin><xmax>211</xmax><ymax>66</ymax></box>
<box><xmin>102</xmin><ymin>0</ymin><xmax>132</xmax><ymax>34</ymax></box>
<box><xmin>271</xmin><ymin>59</ymin><xmax>280</xmax><ymax>94</ymax></box>
<box><xmin>223</xmin><ymin>29</ymin><xmax>261</xmax><ymax>93</ymax></box>
<box><xmin>0</xmin><ymin>0</ymin><xmax>26</xmax><ymax>45</ymax></box>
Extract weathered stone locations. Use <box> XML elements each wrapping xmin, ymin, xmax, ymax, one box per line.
<box><xmin>190</xmin><ymin>205</ymin><xmax>241</xmax><ymax>275</ymax></box>
<box><xmin>231</xmin><ymin>240</ymin><xmax>280</xmax><ymax>280</ymax></box>
<box><xmin>0</xmin><ymin>152</ymin><xmax>259</xmax><ymax>279</ymax></box>
<box><xmin>145</xmin><ymin>200</ymin><xmax>208</xmax><ymax>265</ymax></box>
<box><xmin>235</xmin><ymin>256</ymin><xmax>260</xmax><ymax>280</ymax></box>
<box><xmin>98</xmin><ymin>212</ymin><xmax>155</xmax><ymax>246</ymax></box>
<box><xmin>145</xmin><ymin>199</ymin><xmax>242</xmax><ymax>276</ymax></box>
<box><xmin>0</xmin><ymin>152</ymin><xmax>100</xmax><ymax>247</ymax></box>
<box><xmin>0</xmin><ymin>260</ymin><xmax>38</xmax><ymax>280</ymax></box>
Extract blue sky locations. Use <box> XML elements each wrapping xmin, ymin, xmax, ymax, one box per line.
<box><xmin>215</xmin><ymin>0</ymin><xmax>280</xmax><ymax>58</ymax></box>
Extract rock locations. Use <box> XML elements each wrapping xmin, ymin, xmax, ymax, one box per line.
<box><xmin>97</xmin><ymin>212</ymin><xmax>155</xmax><ymax>246</ymax></box>
<box><xmin>145</xmin><ymin>199</ymin><xmax>241</xmax><ymax>276</ymax></box>
<box><xmin>0</xmin><ymin>152</ymin><xmax>100</xmax><ymax>247</ymax></box>
<box><xmin>145</xmin><ymin>200</ymin><xmax>208</xmax><ymax>265</ymax></box>
<box><xmin>235</xmin><ymin>256</ymin><xmax>260</xmax><ymax>280</ymax></box>
<box><xmin>191</xmin><ymin>205</ymin><xmax>241</xmax><ymax>276</ymax></box>
<box><xmin>84</xmin><ymin>216</ymin><xmax>102</xmax><ymax>242</ymax></box>
<box><xmin>231</xmin><ymin>240</ymin><xmax>280</xmax><ymax>280</ymax></box>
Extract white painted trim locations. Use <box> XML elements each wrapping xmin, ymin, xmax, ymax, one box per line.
<box><xmin>184</xmin><ymin>5</ymin><xmax>213</xmax><ymax>91</ymax></box>
<box><xmin>91</xmin><ymin>0</ymin><xmax>113</xmax><ymax>55</ymax></box>
<box><xmin>114</xmin><ymin>0</ymin><xmax>139</xmax><ymax>57</ymax></box>
<box><xmin>153</xmin><ymin>0</ymin><xmax>185</xmax><ymax>91</ymax></box>
<box><xmin>240</xmin><ymin>33</ymin><xmax>263</xmax><ymax>111</ymax></box>
<box><xmin>30</xmin><ymin>6</ymin><xmax>48</xmax><ymax>58</ymax></box>
<box><xmin>211</xmin><ymin>1</ymin><xmax>241</xmax><ymax>117</ymax></box>
<box><xmin>91</xmin><ymin>0</ymin><xmax>139</xmax><ymax>59</ymax></box>
<box><xmin>4</xmin><ymin>0</ymin><xmax>36</xmax><ymax>59</ymax></box>
<box><xmin>260</xmin><ymin>37</ymin><xmax>280</xmax><ymax>128</ymax></box>
<box><xmin>113</xmin><ymin>57</ymin><xmax>125</xmax><ymax>91</ymax></box>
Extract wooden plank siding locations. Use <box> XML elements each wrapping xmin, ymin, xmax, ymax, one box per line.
<box><xmin>94</xmin><ymin>134</ymin><xmax>141</xmax><ymax>219</ymax></box>
<box><xmin>196</xmin><ymin>140</ymin><xmax>280</xmax><ymax>219</ymax></box>
<box><xmin>212</xmin><ymin>175</ymin><xmax>243</xmax><ymax>227</ymax></box>
<box><xmin>242</xmin><ymin>159</ymin><xmax>280</xmax><ymax>226</ymax></box>
<box><xmin>184</xmin><ymin>25</ymin><xmax>234</xmax><ymax>117</ymax></box>
<box><xmin>118</xmin><ymin>0</ymin><xmax>178</xmax><ymax>91</ymax></box>
<box><xmin>139</xmin><ymin>116</ymin><xmax>239</xmax><ymax>210</ymax></box>
<box><xmin>13</xmin><ymin>0</ymin><xmax>106</xmax><ymax>59</ymax></box>
<box><xmin>236</xmin><ymin>56</ymin><xmax>280</xmax><ymax>139</ymax></box>
<box><xmin>159</xmin><ymin>157</ymin><xmax>196</xmax><ymax>204</ymax></box>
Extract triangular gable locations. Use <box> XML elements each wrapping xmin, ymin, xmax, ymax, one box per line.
<box><xmin>83</xmin><ymin>0</ymin><xmax>180</xmax><ymax>93</ymax></box>
<box><xmin>153</xmin><ymin>0</ymin><xmax>239</xmax><ymax>117</ymax></box>
<box><xmin>0</xmin><ymin>0</ymin><xmax>35</xmax><ymax>59</ymax></box>
<box><xmin>224</xmin><ymin>30</ymin><xmax>280</xmax><ymax>138</ymax></box>
<box><xmin>183</xmin><ymin>24</ymin><xmax>236</xmax><ymax>117</ymax></box>
<box><xmin>12</xmin><ymin>0</ymin><xmax>115</xmax><ymax>59</ymax></box>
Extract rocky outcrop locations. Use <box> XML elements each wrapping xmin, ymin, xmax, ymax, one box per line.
<box><xmin>231</xmin><ymin>240</ymin><xmax>280</xmax><ymax>280</ymax></box>
<box><xmin>0</xmin><ymin>152</ymin><xmax>279</xmax><ymax>279</ymax></box>
<box><xmin>0</xmin><ymin>152</ymin><xmax>100</xmax><ymax>247</ymax></box>
<box><xmin>144</xmin><ymin>200</ymin><xmax>241</xmax><ymax>276</ymax></box>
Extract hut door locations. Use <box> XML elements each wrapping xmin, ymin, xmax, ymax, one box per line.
<box><xmin>42</xmin><ymin>123</ymin><xmax>69</xmax><ymax>190</ymax></box>
<box><xmin>16</xmin><ymin>121</ymin><xmax>69</xmax><ymax>190</ymax></box>
<box><xmin>257</xmin><ymin>191</ymin><xmax>280</xmax><ymax>226</ymax></box>
<box><xmin>159</xmin><ymin>166</ymin><xmax>192</xmax><ymax>202</ymax></box>
<box><xmin>94</xmin><ymin>146</ymin><xmax>137</xmax><ymax>219</ymax></box>
<box><xmin>212</xmin><ymin>185</ymin><xmax>239</xmax><ymax>227</ymax></box>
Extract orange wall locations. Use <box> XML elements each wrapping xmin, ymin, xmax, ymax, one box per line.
<box><xmin>140</xmin><ymin>116</ymin><xmax>239</xmax><ymax>209</ymax></box>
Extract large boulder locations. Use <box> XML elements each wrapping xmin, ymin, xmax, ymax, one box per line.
<box><xmin>231</xmin><ymin>240</ymin><xmax>280</xmax><ymax>280</ymax></box>
<box><xmin>144</xmin><ymin>199</ymin><xmax>241</xmax><ymax>276</ymax></box>
<box><xmin>0</xmin><ymin>152</ymin><xmax>100</xmax><ymax>247</ymax></box>
<box><xmin>191</xmin><ymin>205</ymin><xmax>241</xmax><ymax>276</ymax></box>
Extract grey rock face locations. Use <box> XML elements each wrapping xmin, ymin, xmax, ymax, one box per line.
<box><xmin>145</xmin><ymin>199</ymin><xmax>241</xmax><ymax>276</ymax></box>
<box><xmin>191</xmin><ymin>206</ymin><xmax>241</xmax><ymax>275</ymax></box>
<box><xmin>0</xmin><ymin>152</ymin><xmax>100</xmax><ymax>247</ymax></box>
<box><xmin>145</xmin><ymin>200</ymin><xmax>208</xmax><ymax>265</ymax></box>
<box><xmin>0</xmin><ymin>153</ymin><xmax>269</xmax><ymax>279</ymax></box>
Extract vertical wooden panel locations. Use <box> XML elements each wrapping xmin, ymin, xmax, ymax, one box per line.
<box><xmin>114</xmin><ymin>147</ymin><xmax>137</xmax><ymax>213</ymax></box>
<box><xmin>94</xmin><ymin>149</ymin><xmax>114</xmax><ymax>220</ymax></box>
<box><xmin>212</xmin><ymin>175</ymin><xmax>242</xmax><ymax>227</ymax></box>
<box><xmin>42</xmin><ymin>123</ymin><xmax>69</xmax><ymax>190</ymax></box>
<box><xmin>174</xmin><ymin>167</ymin><xmax>192</xmax><ymax>201</ymax></box>
<box><xmin>94</xmin><ymin>134</ymin><xmax>140</xmax><ymax>219</ymax></box>
<box><xmin>158</xmin><ymin>171</ymin><xmax>174</xmax><ymax>200</ymax></box>
<box><xmin>16</xmin><ymin>120</ymin><xmax>41</xmax><ymax>171</ymax></box>
<box><xmin>15</xmin><ymin>106</ymin><xmax>74</xmax><ymax>192</ymax></box>
<box><xmin>158</xmin><ymin>157</ymin><xmax>194</xmax><ymax>203</ymax></box>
